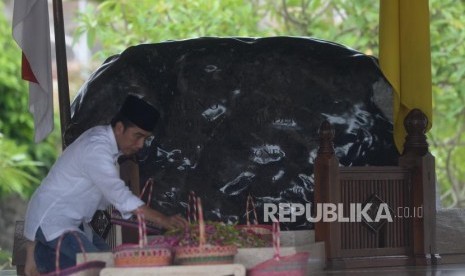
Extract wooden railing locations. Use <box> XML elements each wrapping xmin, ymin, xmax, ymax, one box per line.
<box><xmin>314</xmin><ymin>109</ymin><xmax>439</xmax><ymax>269</ymax></box>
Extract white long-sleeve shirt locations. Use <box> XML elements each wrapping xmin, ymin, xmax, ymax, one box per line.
<box><xmin>24</xmin><ymin>125</ymin><xmax>144</xmax><ymax>241</ymax></box>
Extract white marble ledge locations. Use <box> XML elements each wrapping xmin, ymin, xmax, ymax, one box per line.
<box><xmin>99</xmin><ymin>263</ymin><xmax>246</xmax><ymax>276</ymax></box>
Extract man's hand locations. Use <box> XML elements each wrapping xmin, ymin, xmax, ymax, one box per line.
<box><xmin>136</xmin><ymin>205</ymin><xmax>188</xmax><ymax>230</ymax></box>
<box><xmin>25</xmin><ymin>241</ymin><xmax>39</xmax><ymax>276</ymax></box>
<box><xmin>161</xmin><ymin>214</ymin><xmax>189</xmax><ymax>230</ymax></box>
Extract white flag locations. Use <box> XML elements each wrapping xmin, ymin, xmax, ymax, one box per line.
<box><xmin>12</xmin><ymin>0</ymin><xmax>54</xmax><ymax>143</ymax></box>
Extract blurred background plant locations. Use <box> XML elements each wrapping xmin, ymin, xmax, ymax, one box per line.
<box><xmin>0</xmin><ymin>248</ymin><xmax>11</xmax><ymax>270</ymax></box>
<box><xmin>0</xmin><ymin>134</ymin><xmax>42</xmax><ymax>198</ymax></box>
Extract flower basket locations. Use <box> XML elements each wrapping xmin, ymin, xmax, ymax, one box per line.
<box><xmin>248</xmin><ymin>222</ymin><xmax>310</xmax><ymax>276</ymax></box>
<box><xmin>174</xmin><ymin>197</ymin><xmax>238</xmax><ymax>265</ymax></box>
<box><xmin>236</xmin><ymin>194</ymin><xmax>272</xmax><ymax>245</ymax></box>
<box><xmin>157</xmin><ymin>191</ymin><xmax>268</xmax><ymax>249</ymax></box>
<box><xmin>111</xmin><ymin>178</ymin><xmax>162</xmax><ymax>234</ymax></box>
<box><xmin>41</xmin><ymin>231</ymin><xmax>106</xmax><ymax>276</ymax></box>
<box><xmin>113</xmin><ymin>210</ymin><xmax>172</xmax><ymax>267</ymax></box>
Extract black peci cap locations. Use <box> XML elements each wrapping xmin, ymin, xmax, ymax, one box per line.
<box><xmin>119</xmin><ymin>94</ymin><xmax>160</xmax><ymax>132</ymax></box>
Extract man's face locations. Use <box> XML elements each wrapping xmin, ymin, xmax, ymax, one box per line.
<box><xmin>114</xmin><ymin>122</ymin><xmax>152</xmax><ymax>156</ymax></box>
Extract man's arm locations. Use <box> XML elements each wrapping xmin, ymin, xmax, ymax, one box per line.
<box><xmin>25</xmin><ymin>240</ymin><xmax>39</xmax><ymax>276</ymax></box>
<box><xmin>136</xmin><ymin>205</ymin><xmax>188</xmax><ymax>230</ymax></box>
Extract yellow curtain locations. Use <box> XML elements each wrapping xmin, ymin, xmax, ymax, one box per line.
<box><xmin>379</xmin><ymin>0</ymin><xmax>432</xmax><ymax>153</ymax></box>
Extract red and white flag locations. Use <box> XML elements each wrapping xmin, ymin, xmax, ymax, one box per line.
<box><xmin>12</xmin><ymin>0</ymin><xmax>54</xmax><ymax>143</ymax></box>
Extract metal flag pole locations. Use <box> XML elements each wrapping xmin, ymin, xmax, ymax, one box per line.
<box><xmin>51</xmin><ymin>0</ymin><xmax>71</xmax><ymax>149</ymax></box>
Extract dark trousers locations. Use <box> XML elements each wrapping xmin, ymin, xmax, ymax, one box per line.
<box><xmin>34</xmin><ymin>227</ymin><xmax>110</xmax><ymax>273</ymax></box>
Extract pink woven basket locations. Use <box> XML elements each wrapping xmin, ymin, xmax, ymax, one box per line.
<box><xmin>248</xmin><ymin>222</ymin><xmax>310</xmax><ymax>276</ymax></box>
<box><xmin>41</xmin><ymin>231</ymin><xmax>105</xmax><ymax>276</ymax></box>
<box><xmin>236</xmin><ymin>194</ymin><xmax>272</xmax><ymax>244</ymax></box>
<box><xmin>113</xmin><ymin>210</ymin><xmax>172</xmax><ymax>267</ymax></box>
<box><xmin>174</xmin><ymin>197</ymin><xmax>238</xmax><ymax>265</ymax></box>
<box><xmin>111</xmin><ymin>178</ymin><xmax>162</xmax><ymax>234</ymax></box>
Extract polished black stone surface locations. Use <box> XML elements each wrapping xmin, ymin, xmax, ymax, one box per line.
<box><xmin>66</xmin><ymin>37</ymin><xmax>398</xmax><ymax>230</ymax></box>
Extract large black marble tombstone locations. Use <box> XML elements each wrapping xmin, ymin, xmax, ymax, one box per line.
<box><xmin>65</xmin><ymin>37</ymin><xmax>398</xmax><ymax>230</ymax></box>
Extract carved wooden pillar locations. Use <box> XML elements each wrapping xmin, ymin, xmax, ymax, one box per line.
<box><xmin>398</xmin><ymin>109</ymin><xmax>440</xmax><ymax>265</ymax></box>
<box><xmin>314</xmin><ymin>120</ymin><xmax>340</xmax><ymax>261</ymax></box>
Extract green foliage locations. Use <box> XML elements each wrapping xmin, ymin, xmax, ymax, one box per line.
<box><xmin>428</xmin><ymin>0</ymin><xmax>465</xmax><ymax>207</ymax></box>
<box><xmin>74</xmin><ymin>0</ymin><xmax>270</xmax><ymax>59</ymax></box>
<box><xmin>261</xmin><ymin>0</ymin><xmax>380</xmax><ymax>55</ymax></box>
<box><xmin>0</xmin><ymin>134</ymin><xmax>42</xmax><ymax>198</ymax></box>
<box><xmin>0</xmin><ymin>5</ymin><xmax>32</xmax><ymax>140</ymax></box>
<box><xmin>0</xmin><ymin>248</ymin><xmax>12</xmax><ymax>270</ymax></box>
